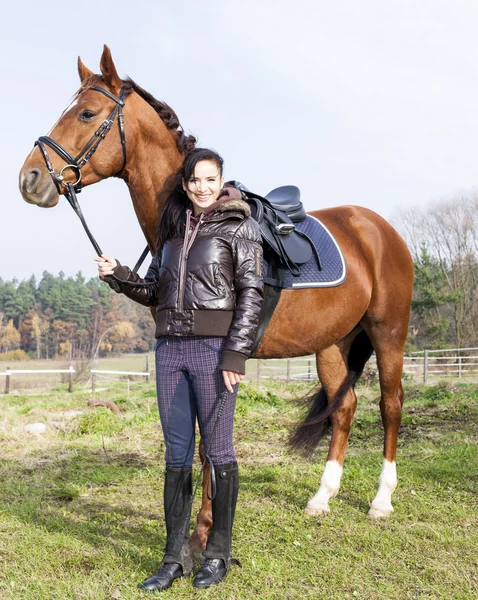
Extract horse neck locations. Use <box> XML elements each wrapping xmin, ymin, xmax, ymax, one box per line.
<box><xmin>121</xmin><ymin>95</ymin><xmax>183</xmax><ymax>249</ymax></box>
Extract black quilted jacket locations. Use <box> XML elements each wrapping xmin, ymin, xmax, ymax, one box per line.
<box><xmin>111</xmin><ymin>192</ymin><xmax>264</xmax><ymax>374</ymax></box>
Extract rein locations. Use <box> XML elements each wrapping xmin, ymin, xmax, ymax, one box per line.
<box><xmin>34</xmin><ymin>82</ymin><xmax>235</xmax><ymax>503</ymax></box>
<box><xmin>34</xmin><ymin>85</ymin><xmax>150</xmax><ymax>289</ymax></box>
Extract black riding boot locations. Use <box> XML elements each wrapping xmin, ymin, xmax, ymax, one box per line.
<box><xmin>139</xmin><ymin>467</ymin><xmax>193</xmax><ymax>593</ymax></box>
<box><xmin>193</xmin><ymin>462</ymin><xmax>239</xmax><ymax>589</ymax></box>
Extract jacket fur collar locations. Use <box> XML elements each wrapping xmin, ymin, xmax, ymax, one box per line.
<box><xmin>203</xmin><ymin>187</ymin><xmax>251</xmax><ymax>219</ymax></box>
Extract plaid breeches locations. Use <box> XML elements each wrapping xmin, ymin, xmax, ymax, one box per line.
<box><xmin>155</xmin><ymin>336</ymin><xmax>239</xmax><ymax>467</ymax></box>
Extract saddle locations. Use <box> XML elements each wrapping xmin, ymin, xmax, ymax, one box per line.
<box><xmin>227</xmin><ymin>181</ymin><xmax>320</xmax><ymax>283</ymax></box>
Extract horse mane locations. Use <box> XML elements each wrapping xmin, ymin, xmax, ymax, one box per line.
<box><xmin>124</xmin><ymin>77</ymin><xmax>196</xmax><ymax>156</ymax></box>
<box><xmin>78</xmin><ymin>75</ymin><xmax>197</xmax><ymax>157</ymax></box>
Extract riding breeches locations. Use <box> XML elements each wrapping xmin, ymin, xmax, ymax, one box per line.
<box><xmin>154</xmin><ymin>336</ymin><xmax>239</xmax><ymax>468</ymax></box>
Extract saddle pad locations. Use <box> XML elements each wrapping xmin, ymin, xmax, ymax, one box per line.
<box><xmin>276</xmin><ymin>215</ymin><xmax>346</xmax><ymax>289</ymax></box>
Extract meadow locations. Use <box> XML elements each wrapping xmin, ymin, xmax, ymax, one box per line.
<box><xmin>0</xmin><ymin>378</ymin><xmax>476</xmax><ymax>599</ymax></box>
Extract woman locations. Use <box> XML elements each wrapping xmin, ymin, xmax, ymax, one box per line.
<box><xmin>95</xmin><ymin>148</ymin><xmax>263</xmax><ymax>592</ymax></box>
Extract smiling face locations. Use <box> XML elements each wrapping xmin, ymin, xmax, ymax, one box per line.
<box><xmin>183</xmin><ymin>159</ymin><xmax>224</xmax><ymax>215</ymax></box>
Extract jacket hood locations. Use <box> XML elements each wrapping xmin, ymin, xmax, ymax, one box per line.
<box><xmin>203</xmin><ymin>186</ymin><xmax>251</xmax><ymax>218</ymax></box>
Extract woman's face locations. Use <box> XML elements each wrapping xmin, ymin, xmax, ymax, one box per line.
<box><xmin>183</xmin><ymin>159</ymin><xmax>224</xmax><ymax>215</ymax></box>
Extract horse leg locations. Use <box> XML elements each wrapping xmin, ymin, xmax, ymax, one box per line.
<box><xmin>363</xmin><ymin>325</ymin><xmax>406</xmax><ymax>519</ymax></box>
<box><xmin>189</xmin><ymin>440</ymin><xmax>212</xmax><ymax>551</ymax></box>
<box><xmin>305</xmin><ymin>339</ymin><xmax>358</xmax><ymax>516</ymax></box>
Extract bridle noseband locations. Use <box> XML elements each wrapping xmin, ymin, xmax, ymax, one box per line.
<box><xmin>36</xmin><ymin>85</ymin><xmax>127</xmax><ymax>196</ymax></box>
<box><xmin>34</xmin><ymin>85</ymin><xmax>150</xmax><ymax>287</ymax></box>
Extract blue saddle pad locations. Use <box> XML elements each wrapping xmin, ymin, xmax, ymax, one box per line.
<box><xmin>264</xmin><ymin>214</ymin><xmax>347</xmax><ymax>289</ymax></box>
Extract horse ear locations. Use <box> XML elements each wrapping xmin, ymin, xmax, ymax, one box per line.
<box><xmin>99</xmin><ymin>45</ymin><xmax>122</xmax><ymax>91</ymax></box>
<box><xmin>77</xmin><ymin>56</ymin><xmax>94</xmax><ymax>83</ymax></box>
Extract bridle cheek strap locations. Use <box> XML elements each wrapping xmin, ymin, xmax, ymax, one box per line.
<box><xmin>33</xmin><ymin>85</ymin><xmax>150</xmax><ymax>284</ymax></box>
<box><xmin>35</xmin><ymin>85</ymin><xmax>127</xmax><ymax>193</ymax></box>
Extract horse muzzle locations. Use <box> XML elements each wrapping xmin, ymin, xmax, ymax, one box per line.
<box><xmin>19</xmin><ymin>164</ymin><xmax>60</xmax><ymax>207</ymax></box>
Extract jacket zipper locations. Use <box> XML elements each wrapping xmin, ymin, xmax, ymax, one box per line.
<box><xmin>255</xmin><ymin>247</ymin><xmax>261</xmax><ymax>276</ymax></box>
<box><xmin>177</xmin><ymin>210</ymin><xmax>204</xmax><ymax>313</ymax></box>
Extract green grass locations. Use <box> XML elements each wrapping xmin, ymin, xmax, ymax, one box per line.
<box><xmin>0</xmin><ymin>380</ymin><xmax>476</xmax><ymax>599</ymax></box>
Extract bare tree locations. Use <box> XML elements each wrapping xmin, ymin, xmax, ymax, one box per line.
<box><xmin>394</xmin><ymin>192</ymin><xmax>478</xmax><ymax>347</ymax></box>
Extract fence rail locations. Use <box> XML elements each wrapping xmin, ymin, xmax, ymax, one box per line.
<box><xmin>90</xmin><ymin>369</ymin><xmax>150</xmax><ymax>393</ymax></box>
<box><xmin>0</xmin><ymin>366</ymin><xmax>150</xmax><ymax>394</ymax></box>
<box><xmin>402</xmin><ymin>347</ymin><xmax>478</xmax><ymax>383</ymax></box>
<box><xmin>3</xmin><ymin>347</ymin><xmax>478</xmax><ymax>393</ymax></box>
<box><xmin>255</xmin><ymin>357</ymin><xmax>318</xmax><ymax>382</ymax></box>
<box><xmin>0</xmin><ymin>366</ymin><xmax>75</xmax><ymax>393</ymax></box>
<box><xmin>253</xmin><ymin>347</ymin><xmax>478</xmax><ymax>384</ymax></box>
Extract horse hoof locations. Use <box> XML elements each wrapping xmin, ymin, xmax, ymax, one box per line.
<box><xmin>189</xmin><ymin>531</ymin><xmax>207</xmax><ymax>551</ymax></box>
<box><xmin>304</xmin><ymin>503</ymin><xmax>330</xmax><ymax>516</ymax></box>
<box><xmin>367</xmin><ymin>505</ymin><xmax>393</xmax><ymax>519</ymax></box>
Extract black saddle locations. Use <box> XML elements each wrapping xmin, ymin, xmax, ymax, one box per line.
<box><xmin>227</xmin><ymin>181</ymin><xmax>320</xmax><ymax>280</ymax></box>
<box><xmin>264</xmin><ymin>185</ymin><xmax>307</xmax><ymax>222</ymax></box>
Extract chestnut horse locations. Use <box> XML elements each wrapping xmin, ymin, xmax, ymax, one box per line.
<box><xmin>19</xmin><ymin>47</ymin><xmax>414</xmax><ymax>547</ymax></box>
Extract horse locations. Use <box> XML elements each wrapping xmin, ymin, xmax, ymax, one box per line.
<box><xmin>19</xmin><ymin>46</ymin><xmax>414</xmax><ymax>549</ymax></box>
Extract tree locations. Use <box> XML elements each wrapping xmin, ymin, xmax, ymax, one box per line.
<box><xmin>412</xmin><ymin>246</ymin><xmax>460</xmax><ymax>347</ymax></box>
<box><xmin>94</xmin><ymin>321</ymin><xmax>136</xmax><ymax>357</ymax></box>
<box><xmin>16</xmin><ymin>277</ymin><xmax>36</xmax><ymax>328</ymax></box>
<box><xmin>395</xmin><ymin>193</ymin><xmax>478</xmax><ymax>347</ymax></box>
<box><xmin>0</xmin><ymin>270</ymin><xmax>153</xmax><ymax>358</ymax></box>
<box><xmin>0</xmin><ymin>320</ymin><xmax>21</xmax><ymax>353</ymax></box>
<box><xmin>1</xmin><ymin>281</ymin><xmax>19</xmax><ymax>325</ymax></box>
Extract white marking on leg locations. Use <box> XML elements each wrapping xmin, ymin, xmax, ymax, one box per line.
<box><xmin>368</xmin><ymin>459</ymin><xmax>397</xmax><ymax>519</ymax></box>
<box><xmin>305</xmin><ymin>460</ymin><xmax>343</xmax><ymax>516</ymax></box>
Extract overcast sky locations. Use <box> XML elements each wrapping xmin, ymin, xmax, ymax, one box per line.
<box><xmin>2</xmin><ymin>0</ymin><xmax>478</xmax><ymax>281</ymax></box>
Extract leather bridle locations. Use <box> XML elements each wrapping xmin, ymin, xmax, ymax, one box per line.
<box><xmin>34</xmin><ymin>85</ymin><xmax>149</xmax><ymax>289</ymax></box>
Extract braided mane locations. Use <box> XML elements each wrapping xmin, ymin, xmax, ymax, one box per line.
<box><xmin>79</xmin><ymin>75</ymin><xmax>197</xmax><ymax>157</ymax></box>
<box><xmin>123</xmin><ymin>78</ymin><xmax>197</xmax><ymax>156</ymax></box>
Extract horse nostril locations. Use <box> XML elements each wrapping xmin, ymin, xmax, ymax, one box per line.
<box><xmin>25</xmin><ymin>168</ymin><xmax>42</xmax><ymax>192</ymax></box>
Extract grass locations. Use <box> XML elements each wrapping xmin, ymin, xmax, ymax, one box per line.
<box><xmin>0</xmin><ymin>380</ymin><xmax>476</xmax><ymax>599</ymax></box>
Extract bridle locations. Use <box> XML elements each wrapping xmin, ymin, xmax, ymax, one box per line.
<box><xmin>36</xmin><ymin>85</ymin><xmax>127</xmax><ymax>195</ymax></box>
<box><xmin>34</xmin><ymin>85</ymin><xmax>149</xmax><ymax>289</ymax></box>
<box><xmin>34</xmin><ymin>84</ymin><xmax>244</xmax><ymax>499</ymax></box>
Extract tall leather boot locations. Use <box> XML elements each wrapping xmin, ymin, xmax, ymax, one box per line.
<box><xmin>193</xmin><ymin>462</ymin><xmax>239</xmax><ymax>589</ymax></box>
<box><xmin>139</xmin><ymin>467</ymin><xmax>193</xmax><ymax>592</ymax></box>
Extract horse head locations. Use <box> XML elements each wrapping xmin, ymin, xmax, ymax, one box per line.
<box><xmin>19</xmin><ymin>45</ymin><xmax>131</xmax><ymax>208</ymax></box>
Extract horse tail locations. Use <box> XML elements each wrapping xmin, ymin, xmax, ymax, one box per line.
<box><xmin>289</xmin><ymin>330</ymin><xmax>374</xmax><ymax>457</ymax></box>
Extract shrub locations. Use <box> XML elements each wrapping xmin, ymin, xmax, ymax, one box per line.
<box><xmin>422</xmin><ymin>381</ymin><xmax>453</xmax><ymax>404</ymax></box>
<box><xmin>0</xmin><ymin>349</ymin><xmax>30</xmax><ymax>361</ymax></box>
<box><xmin>76</xmin><ymin>408</ymin><xmax>124</xmax><ymax>436</ymax></box>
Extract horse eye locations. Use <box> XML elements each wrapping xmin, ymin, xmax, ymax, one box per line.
<box><xmin>80</xmin><ymin>110</ymin><xmax>96</xmax><ymax>120</ymax></box>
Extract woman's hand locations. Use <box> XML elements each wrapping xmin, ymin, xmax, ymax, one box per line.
<box><xmin>94</xmin><ymin>255</ymin><xmax>117</xmax><ymax>279</ymax></box>
<box><xmin>222</xmin><ymin>370</ymin><xmax>244</xmax><ymax>393</ymax></box>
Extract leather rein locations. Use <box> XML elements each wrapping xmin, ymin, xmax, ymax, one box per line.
<box><xmin>34</xmin><ymin>85</ymin><xmax>150</xmax><ymax>290</ymax></box>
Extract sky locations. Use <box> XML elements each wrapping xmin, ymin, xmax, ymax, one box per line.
<box><xmin>2</xmin><ymin>0</ymin><xmax>478</xmax><ymax>281</ymax></box>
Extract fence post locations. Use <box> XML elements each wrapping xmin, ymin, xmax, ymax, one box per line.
<box><xmin>307</xmin><ymin>360</ymin><xmax>312</xmax><ymax>381</ymax></box>
<box><xmin>146</xmin><ymin>353</ymin><xmax>150</xmax><ymax>382</ymax></box>
<box><xmin>127</xmin><ymin>376</ymin><xmax>130</xmax><ymax>395</ymax></box>
<box><xmin>92</xmin><ymin>372</ymin><xmax>96</xmax><ymax>393</ymax></box>
<box><xmin>5</xmin><ymin>367</ymin><xmax>11</xmax><ymax>394</ymax></box>
<box><xmin>458</xmin><ymin>356</ymin><xmax>462</xmax><ymax>379</ymax></box>
<box><xmin>68</xmin><ymin>365</ymin><xmax>74</xmax><ymax>393</ymax></box>
<box><xmin>257</xmin><ymin>360</ymin><xmax>261</xmax><ymax>381</ymax></box>
<box><xmin>286</xmin><ymin>359</ymin><xmax>291</xmax><ymax>383</ymax></box>
<box><xmin>423</xmin><ymin>350</ymin><xmax>428</xmax><ymax>385</ymax></box>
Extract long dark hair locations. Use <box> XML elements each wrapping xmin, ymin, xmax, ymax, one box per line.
<box><xmin>156</xmin><ymin>148</ymin><xmax>224</xmax><ymax>251</ymax></box>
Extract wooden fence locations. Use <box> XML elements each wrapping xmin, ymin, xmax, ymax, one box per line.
<box><xmin>90</xmin><ymin>369</ymin><xmax>150</xmax><ymax>393</ymax></box>
<box><xmin>255</xmin><ymin>357</ymin><xmax>318</xmax><ymax>382</ymax></box>
<box><xmin>402</xmin><ymin>347</ymin><xmax>478</xmax><ymax>383</ymax></box>
<box><xmin>3</xmin><ymin>347</ymin><xmax>478</xmax><ymax>393</ymax></box>
<box><xmin>0</xmin><ymin>366</ymin><xmax>149</xmax><ymax>394</ymax></box>
<box><xmin>253</xmin><ymin>347</ymin><xmax>478</xmax><ymax>383</ymax></box>
<box><xmin>0</xmin><ymin>366</ymin><xmax>75</xmax><ymax>394</ymax></box>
